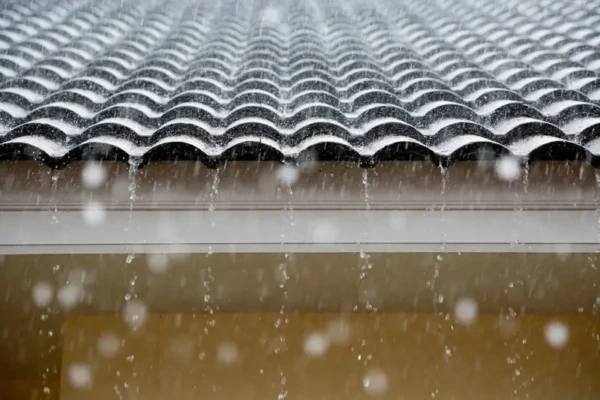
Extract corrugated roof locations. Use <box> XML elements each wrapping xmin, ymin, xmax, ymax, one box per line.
<box><xmin>1</xmin><ymin>0</ymin><xmax>600</xmax><ymax>166</ymax></box>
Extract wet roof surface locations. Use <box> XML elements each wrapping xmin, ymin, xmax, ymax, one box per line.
<box><xmin>1</xmin><ymin>0</ymin><xmax>600</xmax><ymax>166</ymax></box>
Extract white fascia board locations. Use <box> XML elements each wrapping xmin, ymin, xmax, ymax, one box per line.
<box><xmin>0</xmin><ymin>209</ymin><xmax>597</xmax><ymax>254</ymax></box>
<box><xmin>1</xmin><ymin>160</ymin><xmax>598</xmax><ymax>254</ymax></box>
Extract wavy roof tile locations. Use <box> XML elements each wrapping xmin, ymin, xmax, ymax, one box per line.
<box><xmin>1</xmin><ymin>0</ymin><xmax>600</xmax><ymax>166</ymax></box>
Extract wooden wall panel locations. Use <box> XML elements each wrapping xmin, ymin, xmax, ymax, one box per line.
<box><xmin>60</xmin><ymin>313</ymin><xmax>600</xmax><ymax>400</ymax></box>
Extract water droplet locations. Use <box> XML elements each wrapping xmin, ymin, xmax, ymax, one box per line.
<box><xmin>276</xmin><ymin>165</ymin><xmax>299</xmax><ymax>187</ymax></box>
<box><xmin>362</xmin><ymin>369</ymin><xmax>388</xmax><ymax>396</ymax></box>
<box><xmin>97</xmin><ymin>333</ymin><xmax>120</xmax><ymax>358</ymax></box>
<box><xmin>32</xmin><ymin>282</ymin><xmax>53</xmax><ymax>308</ymax></box>
<box><xmin>82</xmin><ymin>162</ymin><xmax>107</xmax><ymax>189</ymax></box>
<box><xmin>122</xmin><ymin>300</ymin><xmax>148</xmax><ymax>331</ymax></box>
<box><xmin>495</xmin><ymin>156</ymin><xmax>521</xmax><ymax>181</ymax></box>
<box><xmin>67</xmin><ymin>363</ymin><xmax>92</xmax><ymax>390</ymax></box>
<box><xmin>147</xmin><ymin>253</ymin><xmax>169</xmax><ymax>274</ymax></box>
<box><xmin>304</xmin><ymin>332</ymin><xmax>329</xmax><ymax>358</ymax></box>
<box><xmin>262</xmin><ymin>6</ymin><xmax>282</xmax><ymax>23</ymax></box>
<box><xmin>82</xmin><ymin>201</ymin><xmax>105</xmax><ymax>226</ymax></box>
<box><xmin>544</xmin><ymin>320</ymin><xmax>569</xmax><ymax>349</ymax></box>
<box><xmin>454</xmin><ymin>297</ymin><xmax>478</xmax><ymax>325</ymax></box>
<box><xmin>57</xmin><ymin>283</ymin><xmax>82</xmax><ymax>311</ymax></box>
<box><xmin>217</xmin><ymin>341</ymin><xmax>238</xmax><ymax>365</ymax></box>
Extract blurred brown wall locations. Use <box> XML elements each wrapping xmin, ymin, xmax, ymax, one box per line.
<box><xmin>59</xmin><ymin>313</ymin><xmax>600</xmax><ymax>400</ymax></box>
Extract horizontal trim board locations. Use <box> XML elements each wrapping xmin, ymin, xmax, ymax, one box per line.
<box><xmin>0</xmin><ymin>209</ymin><xmax>597</xmax><ymax>254</ymax></box>
<box><xmin>1</xmin><ymin>161</ymin><xmax>598</xmax><ymax>212</ymax></box>
<box><xmin>1</xmin><ymin>243</ymin><xmax>598</xmax><ymax>255</ymax></box>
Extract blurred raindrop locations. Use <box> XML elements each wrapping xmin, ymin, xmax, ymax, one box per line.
<box><xmin>32</xmin><ymin>282</ymin><xmax>54</xmax><ymax>308</ymax></box>
<box><xmin>122</xmin><ymin>299</ymin><xmax>148</xmax><ymax>331</ymax></box>
<box><xmin>67</xmin><ymin>363</ymin><xmax>92</xmax><ymax>390</ymax></box>
<box><xmin>495</xmin><ymin>156</ymin><xmax>521</xmax><ymax>181</ymax></box>
<box><xmin>454</xmin><ymin>297</ymin><xmax>478</xmax><ymax>325</ymax></box>
<box><xmin>82</xmin><ymin>201</ymin><xmax>106</xmax><ymax>226</ymax></box>
<box><xmin>217</xmin><ymin>341</ymin><xmax>238</xmax><ymax>365</ymax></box>
<box><xmin>362</xmin><ymin>368</ymin><xmax>388</xmax><ymax>396</ymax></box>
<box><xmin>262</xmin><ymin>5</ymin><xmax>282</xmax><ymax>23</ymax></box>
<box><xmin>544</xmin><ymin>320</ymin><xmax>569</xmax><ymax>349</ymax></box>
<box><xmin>97</xmin><ymin>333</ymin><xmax>120</xmax><ymax>358</ymax></box>
<box><xmin>303</xmin><ymin>332</ymin><xmax>330</xmax><ymax>357</ymax></box>
<box><xmin>81</xmin><ymin>162</ymin><xmax>107</xmax><ymax>189</ymax></box>
<box><xmin>276</xmin><ymin>165</ymin><xmax>300</xmax><ymax>187</ymax></box>
<box><xmin>147</xmin><ymin>253</ymin><xmax>170</xmax><ymax>274</ymax></box>
<box><xmin>56</xmin><ymin>283</ymin><xmax>83</xmax><ymax>311</ymax></box>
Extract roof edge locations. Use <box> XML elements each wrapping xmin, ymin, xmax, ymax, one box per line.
<box><xmin>0</xmin><ymin>160</ymin><xmax>597</xmax><ymax>211</ymax></box>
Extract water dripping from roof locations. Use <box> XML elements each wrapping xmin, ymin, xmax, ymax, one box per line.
<box><xmin>50</xmin><ymin>170</ymin><xmax>60</xmax><ymax>225</ymax></box>
<box><xmin>275</xmin><ymin>163</ymin><xmax>294</xmax><ymax>400</ymax></box>
<box><xmin>124</xmin><ymin>156</ymin><xmax>143</xmax><ymax>262</ymax></box>
<box><xmin>127</xmin><ymin>156</ymin><xmax>143</xmax><ymax>204</ymax></box>
<box><xmin>429</xmin><ymin>164</ymin><xmax>448</xmax><ymax>313</ymax></box>
<box><xmin>521</xmin><ymin>161</ymin><xmax>530</xmax><ymax>194</ymax></box>
<box><xmin>358</xmin><ymin>169</ymin><xmax>375</xmax><ymax>311</ymax></box>
<box><xmin>362</xmin><ymin>169</ymin><xmax>371</xmax><ymax>209</ymax></box>
<box><xmin>278</xmin><ymin>163</ymin><xmax>296</xmax><ymax>246</ymax></box>
<box><xmin>208</xmin><ymin>167</ymin><xmax>220</xmax><ymax>228</ymax></box>
<box><xmin>439</xmin><ymin>163</ymin><xmax>448</xmax><ymax>196</ymax></box>
<box><xmin>202</xmin><ymin>265</ymin><xmax>216</xmax><ymax>319</ymax></box>
<box><xmin>595</xmin><ymin>169</ymin><xmax>600</xmax><ymax>253</ymax></box>
<box><xmin>496</xmin><ymin>155</ymin><xmax>522</xmax><ymax>182</ymax></box>
<box><xmin>511</xmin><ymin>160</ymin><xmax>529</xmax><ymax>248</ymax></box>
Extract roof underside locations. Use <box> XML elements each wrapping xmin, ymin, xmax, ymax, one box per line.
<box><xmin>1</xmin><ymin>0</ymin><xmax>600</xmax><ymax>166</ymax></box>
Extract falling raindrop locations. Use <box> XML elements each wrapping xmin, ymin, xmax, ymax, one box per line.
<box><xmin>495</xmin><ymin>156</ymin><xmax>521</xmax><ymax>181</ymax></box>
<box><xmin>303</xmin><ymin>332</ymin><xmax>330</xmax><ymax>357</ymax></box>
<box><xmin>147</xmin><ymin>253</ymin><xmax>169</xmax><ymax>274</ymax></box>
<box><xmin>122</xmin><ymin>299</ymin><xmax>148</xmax><ymax>331</ymax></box>
<box><xmin>56</xmin><ymin>283</ymin><xmax>83</xmax><ymax>311</ymax></box>
<box><xmin>208</xmin><ymin>169</ymin><xmax>220</xmax><ymax>228</ymax></box>
<box><xmin>97</xmin><ymin>333</ymin><xmax>121</xmax><ymax>358</ymax></box>
<box><xmin>362</xmin><ymin>369</ymin><xmax>388</xmax><ymax>396</ymax></box>
<box><xmin>67</xmin><ymin>363</ymin><xmax>92</xmax><ymax>390</ymax></box>
<box><xmin>544</xmin><ymin>320</ymin><xmax>569</xmax><ymax>349</ymax></box>
<box><xmin>128</xmin><ymin>157</ymin><xmax>143</xmax><ymax>203</ymax></box>
<box><xmin>262</xmin><ymin>5</ymin><xmax>282</xmax><ymax>24</ymax></box>
<box><xmin>217</xmin><ymin>341</ymin><xmax>238</xmax><ymax>365</ymax></box>
<box><xmin>32</xmin><ymin>282</ymin><xmax>54</xmax><ymax>308</ymax></box>
<box><xmin>362</xmin><ymin>169</ymin><xmax>371</xmax><ymax>208</ymax></box>
<box><xmin>454</xmin><ymin>297</ymin><xmax>478</xmax><ymax>325</ymax></box>
<box><xmin>82</xmin><ymin>201</ymin><xmax>105</xmax><ymax>226</ymax></box>
<box><xmin>276</xmin><ymin>164</ymin><xmax>299</xmax><ymax>187</ymax></box>
<box><xmin>82</xmin><ymin>162</ymin><xmax>107</xmax><ymax>189</ymax></box>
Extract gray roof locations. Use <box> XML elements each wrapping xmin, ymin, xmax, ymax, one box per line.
<box><xmin>1</xmin><ymin>0</ymin><xmax>600</xmax><ymax>166</ymax></box>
